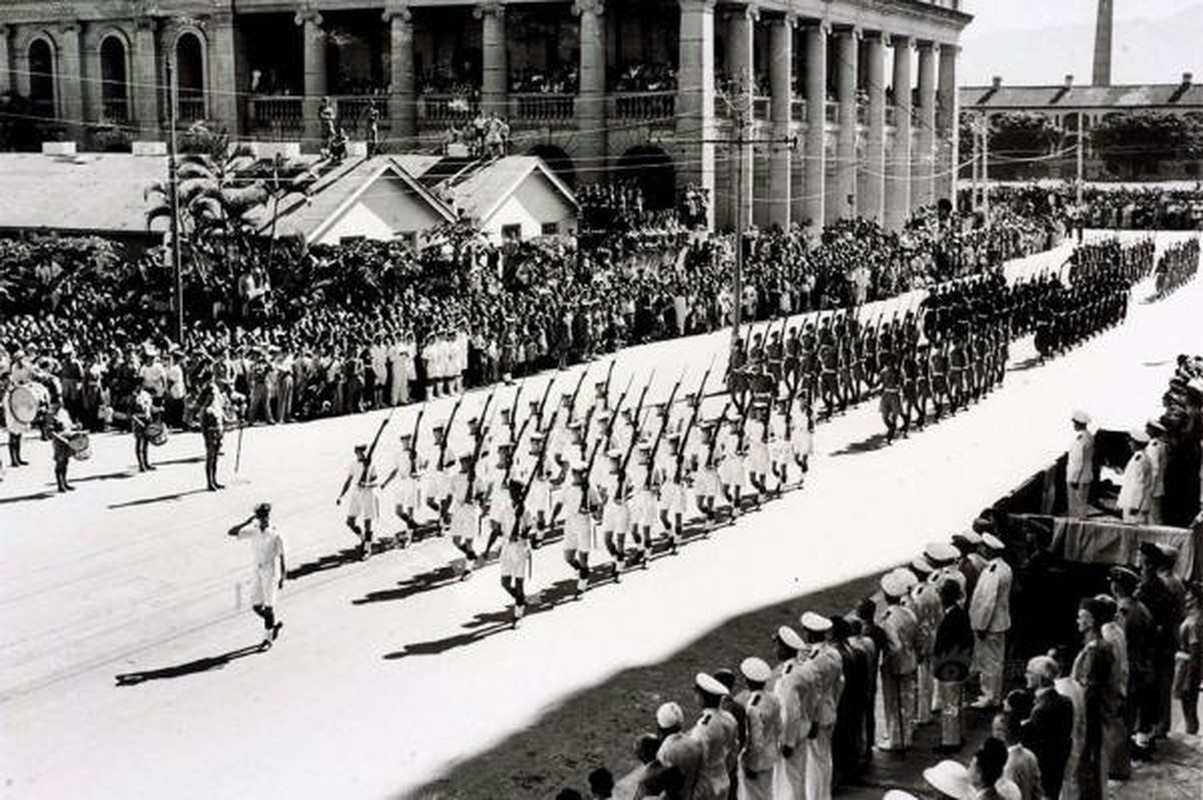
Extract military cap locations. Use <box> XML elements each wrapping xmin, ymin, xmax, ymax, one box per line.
<box><xmin>656</xmin><ymin>702</ymin><xmax>685</xmax><ymax>729</ymax></box>
<box><xmin>740</xmin><ymin>657</ymin><xmax>772</xmax><ymax>684</ymax></box>
<box><xmin>694</xmin><ymin>672</ymin><xmax>729</xmax><ymax>697</ymax></box>
<box><xmin>925</xmin><ymin>542</ymin><xmax>959</xmax><ymax>566</ymax></box>
<box><xmin>800</xmin><ymin>611</ymin><xmax>832</xmax><ymax>634</ymax></box>
<box><xmin>776</xmin><ymin>625</ymin><xmax>805</xmax><ymax>651</ymax></box>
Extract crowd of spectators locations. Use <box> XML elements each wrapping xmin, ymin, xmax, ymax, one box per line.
<box><xmin>978</xmin><ymin>184</ymin><xmax>1203</xmax><ymax>233</ymax></box>
<box><xmin>511</xmin><ymin>66</ymin><xmax>579</xmax><ymax>94</ymax></box>
<box><xmin>0</xmin><ymin>187</ymin><xmax>1163</xmax><ymax>443</ymax></box>
<box><xmin>610</xmin><ymin>64</ymin><xmax>678</xmax><ymax>93</ymax></box>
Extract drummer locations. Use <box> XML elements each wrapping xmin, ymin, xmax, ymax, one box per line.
<box><xmin>131</xmin><ymin>385</ymin><xmax>157</xmax><ymax>472</ymax></box>
<box><xmin>48</xmin><ymin>398</ymin><xmax>78</xmax><ymax>492</ymax></box>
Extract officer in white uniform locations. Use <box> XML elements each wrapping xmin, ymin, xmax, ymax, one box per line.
<box><xmin>691</xmin><ymin>672</ymin><xmax>739</xmax><ymax>800</ymax></box>
<box><xmin>736</xmin><ymin>657</ymin><xmax>782</xmax><ymax>800</ymax></box>
<box><xmin>1145</xmin><ymin>417</ymin><xmax>1168</xmax><ymax>524</ymax></box>
<box><xmin>770</xmin><ymin>625</ymin><xmax>810</xmax><ymax>800</ymax></box>
<box><xmin>1066</xmin><ymin>410</ymin><xmax>1095</xmax><ymax>517</ymax></box>
<box><xmin>879</xmin><ymin>570</ymin><xmax>919</xmax><ymax>752</ymax></box>
<box><xmin>968</xmin><ymin>533</ymin><xmax>1012</xmax><ymax>708</ymax></box>
<box><xmin>228</xmin><ymin>503</ymin><xmax>286</xmax><ymax>648</ymax></box>
<box><xmin>1118</xmin><ymin>427</ymin><xmax>1152</xmax><ymax>523</ymax></box>
<box><xmin>801</xmin><ymin>612</ymin><xmax>843</xmax><ymax>800</ymax></box>
<box><xmin>907</xmin><ymin>555</ymin><xmax>944</xmax><ymax>726</ymax></box>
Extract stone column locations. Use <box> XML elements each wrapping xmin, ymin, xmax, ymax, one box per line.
<box><xmin>913</xmin><ymin>40</ymin><xmax>937</xmax><ymax>210</ymax></box>
<box><xmin>936</xmin><ymin>42</ymin><xmax>959</xmax><ymax>206</ymax></box>
<box><xmin>768</xmin><ymin>14</ymin><xmax>794</xmax><ymax>229</ymax></box>
<box><xmin>208</xmin><ymin>14</ymin><xmax>240</xmax><ymax>135</ymax></box>
<box><xmin>0</xmin><ymin>25</ymin><xmax>12</xmax><ymax>95</ymax></box>
<box><xmin>477</xmin><ymin>1</ymin><xmax>508</xmax><ymax>117</ymax></box>
<box><xmin>384</xmin><ymin>2</ymin><xmax>416</xmax><ymax>148</ymax></box>
<box><xmin>831</xmin><ymin>27</ymin><xmax>858</xmax><ymax>224</ymax></box>
<box><xmin>858</xmin><ymin>31</ymin><xmax>885</xmax><ymax>223</ymax></box>
<box><xmin>802</xmin><ymin>21</ymin><xmax>827</xmax><ymax>231</ymax></box>
<box><xmin>724</xmin><ymin>4</ymin><xmax>755</xmax><ymax>232</ymax></box>
<box><xmin>676</xmin><ymin>0</ymin><xmax>717</xmax><ymax>230</ymax></box>
<box><xmin>575</xmin><ymin>0</ymin><xmax>607</xmax><ymax>181</ymax></box>
<box><xmin>296</xmin><ymin>4</ymin><xmax>327</xmax><ymax>151</ymax></box>
<box><xmin>884</xmin><ymin>34</ymin><xmax>911</xmax><ymax>231</ymax></box>
<box><xmin>131</xmin><ymin>17</ymin><xmax>160</xmax><ymax>137</ymax></box>
<box><xmin>58</xmin><ymin>21</ymin><xmax>87</xmax><ymax>140</ymax></box>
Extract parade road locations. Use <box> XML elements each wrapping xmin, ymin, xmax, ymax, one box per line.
<box><xmin>1</xmin><ymin>231</ymin><xmax>1199</xmax><ymax>800</ymax></box>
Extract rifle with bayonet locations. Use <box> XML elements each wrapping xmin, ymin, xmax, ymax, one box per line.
<box><xmin>645</xmin><ymin>370</ymin><xmax>685</xmax><ymax>490</ymax></box>
<box><xmin>437</xmin><ymin>395</ymin><xmax>464</xmax><ymax>471</ymax></box>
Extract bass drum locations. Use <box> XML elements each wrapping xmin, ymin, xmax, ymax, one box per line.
<box><xmin>69</xmin><ymin>431</ymin><xmax>92</xmax><ymax>461</ymax></box>
<box><xmin>6</xmin><ymin>384</ymin><xmax>42</xmax><ymax>425</ymax></box>
<box><xmin>145</xmin><ymin>420</ymin><xmax>169</xmax><ymax>447</ymax></box>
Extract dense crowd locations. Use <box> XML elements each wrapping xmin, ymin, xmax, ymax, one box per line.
<box><xmin>978</xmin><ymin>184</ymin><xmax>1203</xmax><ymax>233</ymax></box>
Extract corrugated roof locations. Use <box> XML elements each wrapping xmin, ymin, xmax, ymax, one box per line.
<box><xmin>961</xmin><ymin>82</ymin><xmax>1203</xmax><ymax>110</ymax></box>
<box><xmin>445</xmin><ymin>156</ymin><xmax>578</xmax><ymax>224</ymax></box>
<box><xmin>0</xmin><ymin>153</ymin><xmax>170</xmax><ymax>235</ymax></box>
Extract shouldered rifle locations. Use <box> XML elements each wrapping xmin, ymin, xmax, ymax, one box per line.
<box><xmin>508</xmin><ymin>380</ymin><xmax>524</xmax><ymax>438</ymax></box>
<box><xmin>704</xmin><ymin>402</ymin><xmax>731</xmax><ymax>469</ymax></box>
<box><xmin>629</xmin><ymin>369</ymin><xmax>656</xmax><ymax>433</ymax></box>
<box><xmin>536</xmin><ymin>376</ymin><xmax>556</xmax><ymax>428</ymax></box>
<box><xmin>580</xmin><ymin>436</ymin><xmax>606</xmax><ymax>514</ymax></box>
<box><xmin>616</xmin><ymin>402</ymin><xmax>649</xmax><ymax>498</ymax></box>
<box><xmin>645</xmin><ymin>370</ymin><xmax>686</xmax><ymax>490</ymax></box>
<box><xmin>510</xmin><ymin>407</ymin><xmax>559</xmax><ymax>537</ymax></box>
<box><xmin>408</xmin><ymin>407</ymin><xmax>424</xmax><ymax>466</ymax></box>
<box><xmin>604</xmin><ymin>372</ymin><xmax>637</xmax><ymax>443</ymax></box>
<box><xmin>361</xmin><ymin>411</ymin><xmax>393</xmax><ymax>482</ymax></box>
<box><xmin>437</xmin><ymin>395</ymin><xmax>464</xmax><ymax>471</ymax></box>
<box><xmin>601</xmin><ymin>358</ymin><xmax>617</xmax><ymax>408</ymax></box>
<box><xmin>565</xmin><ymin>366</ymin><xmax>590</xmax><ymax>425</ymax></box>
<box><xmin>464</xmin><ymin>392</ymin><xmax>499</xmax><ymax>503</ymax></box>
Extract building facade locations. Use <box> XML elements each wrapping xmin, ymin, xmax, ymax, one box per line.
<box><xmin>960</xmin><ymin>73</ymin><xmax>1203</xmax><ymax>181</ymax></box>
<box><xmin>0</xmin><ymin>0</ymin><xmax>970</xmax><ymax>231</ymax></box>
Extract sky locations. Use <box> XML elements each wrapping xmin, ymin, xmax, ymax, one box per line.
<box><xmin>959</xmin><ymin>0</ymin><xmax>1203</xmax><ymax>85</ymax></box>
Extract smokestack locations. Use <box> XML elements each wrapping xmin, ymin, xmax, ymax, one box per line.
<box><xmin>1092</xmin><ymin>0</ymin><xmax>1113</xmax><ymax>87</ymax></box>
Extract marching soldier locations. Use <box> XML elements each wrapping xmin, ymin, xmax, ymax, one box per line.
<box><xmin>717</xmin><ymin>414</ymin><xmax>747</xmax><ymax>519</ymax></box>
<box><xmin>879</xmin><ymin>353</ymin><xmax>904</xmax><ymax>442</ymax></box>
<box><xmin>745</xmin><ymin>401</ymin><xmax>772</xmax><ymax>503</ymax></box>
<box><xmin>380</xmin><ymin>431</ymin><xmax>422</xmax><ymax>548</ymax></box>
<box><xmin>556</xmin><ymin>460</ymin><xmax>597</xmax><ymax>596</ymax></box>
<box><xmin>930</xmin><ymin>339</ymin><xmax>951</xmax><ymax>421</ymax></box>
<box><xmin>656</xmin><ymin>432</ymin><xmax>688</xmax><ymax>552</ymax></box>
<box><xmin>497</xmin><ymin>480</ymin><xmax>534</xmax><ymax>628</ymax></box>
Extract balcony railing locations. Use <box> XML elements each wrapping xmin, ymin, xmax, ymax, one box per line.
<box><xmin>791</xmin><ymin>98</ymin><xmax>806</xmax><ymax>123</ymax></box>
<box><xmin>752</xmin><ymin>96</ymin><xmax>770</xmax><ymax>121</ymax></box>
<box><xmin>178</xmin><ymin>97</ymin><xmax>206</xmax><ymax>124</ymax></box>
<box><xmin>247</xmin><ymin>96</ymin><xmax>304</xmax><ymax>139</ymax></box>
<box><xmin>825</xmin><ymin>101</ymin><xmax>839</xmax><ymax>124</ymax></box>
<box><xmin>610</xmin><ymin>91</ymin><xmax>675</xmax><ymax>122</ymax></box>
<box><xmin>418</xmin><ymin>93</ymin><xmax>479</xmax><ymax>123</ymax></box>
<box><xmin>510</xmin><ymin>93</ymin><xmax>575</xmax><ymax>126</ymax></box>
<box><xmin>332</xmin><ymin>95</ymin><xmax>385</xmax><ymax>130</ymax></box>
<box><xmin>856</xmin><ymin>104</ymin><xmax>868</xmax><ymax>126</ymax></box>
<box><xmin>885</xmin><ymin>105</ymin><xmax>898</xmax><ymax>127</ymax></box>
<box><xmin>101</xmin><ymin>97</ymin><xmax>129</xmax><ymax>125</ymax></box>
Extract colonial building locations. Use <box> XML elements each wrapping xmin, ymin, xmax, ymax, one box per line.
<box><xmin>959</xmin><ymin>73</ymin><xmax>1203</xmax><ymax>180</ymax></box>
<box><xmin>0</xmin><ymin>1</ymin><xmax>970</xmax><ymax>231</ymax></box>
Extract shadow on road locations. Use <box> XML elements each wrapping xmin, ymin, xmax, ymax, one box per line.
<box><xmin>114</xmin><ymin>643</ymin><xmax>265</xmax><ymax>686</ymax></box>
<box><xmin>287</xmin><ymin>547</ymin><xmax>363</xmax><ymax>581</ymax></box>
<box><xmin>108</xmin><ymin>487</ymin><xmax>213</xmax><ymax>509</ymax></box>
<box><xmin>0</xmin><ymin>488</ymin><xmax>59</xmax><ymax>505</ymax></box>
<box><xmin>152</xmin><ymin>455</ymin><xmax>206</xmax><ymax>467</ymax></box>
<box><xmin>352</xmin><ymin>565</ymin><xmax>465</xmax><ymax>605</ymax></box>
<box><xmin>829</xmin><ymin>431</ymin><xmax>891</xmax><ymax>457</ymax></box>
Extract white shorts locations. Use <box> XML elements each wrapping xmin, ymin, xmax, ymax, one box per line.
<box><xmin>601</xmin><ymin>500</ymin><xmax>630</xmax><ymax>534</ymax></box>
<box><xmin>251</xmin><ymin>566</ymin><xmax>280</xmax><ymax>608</ymax></box>
<box><xmin>769</xmin><ymin>440</ymin><xmax>793</xmax><ymax>465</ymax></box>
<box><xmin>499</xmin><ymin>539</ymin><xmax>531</xmax><ymax>579</ymax></box>
<box><xmin>660</xmin><ymin>481</ymin><xmax>687</xmax><ymax>516</ymax></box>
<box><xmin>694</xmin><ymin>467</ymin><xmax>720</xmax><ymax>498</ymax></box>
<box><xmin>348</xmin><ymin>487</ymin><xmax>381</xmax><ymax>521</ymax></box>
<box><xmin>489</xmin><ymin>504</ymin><xmax>516</xmax><ymax>534</ymax></box>
<box><xmin>450</xmin><ymin>503</ymin><xmax>481</xmax><ymax>542</ymax></box>
<box><xmin>628</xmin><ymin>488</ymin><xmax>658</xmax><ymax>527</ymax></box>
<box><xmin>562</xmin><ymin>513</ymin><xmax>597</xmax><ymax>553</ymax></box>
<box><xmin>394</xmin><ymin>479</ymin><xmax>419</xmax><ymax>510</ymax></box>
<box><xmin>747</xmin><ymin>443</ymin><xmax>770</xmax><ymax>474</ymax></box>
<box><xmin>719</xmin><ymin>455</ymin><xmax>746</xmax><ymax>487</ymax></box>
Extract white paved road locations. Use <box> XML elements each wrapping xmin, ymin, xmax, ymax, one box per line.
<box><xmin>0</xmin><ymin>231</ymin><xmax>1197</xmax><ymax>799</ymax></box>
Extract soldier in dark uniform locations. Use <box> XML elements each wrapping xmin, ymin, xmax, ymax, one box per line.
<box><xmin>879</xmin><ymin>352</ymin><xmax>904</xmax><ymax>442</ymax></box>
<box><xmin>766</xmin><ymin>329</ymin><xmax>785</xmax><ymax>397</ymax></box>
<box><xmin>817</xmin><ymin>329</ymin><xmax>840</xmax><ymax>419</ymax></box>
<box><xmin>201</xmin><ymin>385</ymin><xmax>226</xmax><ymax>491</ymax></box>
<box><xmin>784</xmin><ymin>326</ymin><xmax>801</xmax><ymax>389</ymax></box>
<box><xmin>948</xmin><ymin>336</ymin><xmax>968</xmax><ymax>412</ymax></box>
<box><xmin>900</xmin><ymin>345</ymin><xmax>920</xmax><ymax>434</ymax></box>
<box><xmin>930</xmin><ymin>338</ymin><xmax>951</xmax><ymax>420</ymax></box>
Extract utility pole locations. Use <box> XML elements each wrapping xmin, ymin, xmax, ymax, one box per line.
<box><xmin>980</xmin><ymin>112</ymin><xmax>990</xmax><ymax>228</ymax></box>
<box><xmin>166</xmin><ymin>57</ymin><xmax>184</xmax><ymax>346</ymax></box>
<box><xmin>731</xmin><ymin>73</ymin><xmax>750</xmax><ymax>352</ymax></box>
<box><xmin>1075</xmin><ymin>111</ymin><xmax>1085</xmax><ymax>206</ymax></box>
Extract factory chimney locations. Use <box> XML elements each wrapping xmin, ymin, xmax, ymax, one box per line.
<box><xmin>1092</xmin><ymin>0</ymin><xmax>1113</xmax><ymax>86</ymax></box>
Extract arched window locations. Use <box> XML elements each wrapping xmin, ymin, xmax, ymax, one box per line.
<box><xmin>175</xmin><ymin>32</ymin><xmax>205</xmax><ymax>122</ymax></box>
<box><xmin>28</xmin><ymin>38</ymin><xmax>55</xmax><ymax>118</ymax></box>
<box><xmin>99</xmin><ymin>35</ymin><xmax>129</xmax><ymax>123</ymax></box>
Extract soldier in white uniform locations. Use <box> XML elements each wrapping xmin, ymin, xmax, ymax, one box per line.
<box><xmin>1144</xmin><ymin>417</ymin><xmax>1167</xmax><ymax>524</ymax></box>
<box><xmin>380</xmin><ymin>432</ymin><xmax>421</xmax><ymax>548</ymax></box>
<box><xmin>446</xmin><ymin>453</ymin><xmax>484</xmax><ymax>576</ymax></box>
<box><xmin>1066</xmin><ymin>410</ymin><xmax>1095</xmax><ymax>518</ymax></box>
<box><xmin>718</xmin><ymin>415</ymin><xmax>747</xmax><ymax>519</ymax></box>
<box><xmin>1118</xmin><ymin>427</ymin><xmax>1152</xmax><ymax>523</ymax></box>
<box><xmin>485</xmin><ymin>442</ymin><xmax>519</xmax><ymax>558</ymax></box>
<box><xmin>693</xmin><ymin>421</ymin><xmax>722</xmax><ymax>531</ymax></box>
<box><xmin>745</xmin><ymin>402</ymin><xmax>772</xmax><ymax>504</ymax></box>
<box><xmin>770</xmin><ymin>625</ymin><xmax>810</xmax><ymax>800</ymax></box>
<box><xmin>598</xmin><ymin>450</ymin><xmax>629</xmax><ymax>577</ymax></box>
<box><xmin>626</xmin><ymin>443</ymin><xmax>655</xmax><ymax>565</ymax></box>
<box><xmin>497</xmin><ymin>480</ymin><xmax>533</xmax><ymax>627</ymax></box>
<box><xmin>656</xmin><ymin>432</ymin><xmax>688</xmax><ymax>552</ymax></box>
<box><xmin>907</xmin><ymin>555</ymin><xmax>944</xmax><ymax>726</ymax></box>
<box><xmin>969</xmin><ymin>533</ymin><xmax>1013</xmax><ymax>709</ymax></box>
<box><xmin>801</xmin><ymin>612</ymin><xmax>843</xmax><ymax>800</ymax></box>
<box><xmin>227</xmin><ymin>503</ymin><xmax>286</xmax><ymax>649</ymax></box>
<box><xmin>879</xmin><ymin>569</ymin><xmax>920</xmax><ymax>752</ymax></box>
<box><xmin>735</xmin><ymin>657</ymin><xmax>782</xmax><ymax>800</ymax></box>
<box><xmin>925</xmin><ymin>542</ymin><xmax>967</xmax><ymax>600</ymax></box>
<box><xmin>337</xmin><ymin>444</ymin><xmax>382</xmax><ymax>560</ymax></box>
<box><xmin>556</xmin><ymin>460</ymin><xmax>598</xmax><ymax>595</ymax></box>
<box><xmin>691</xmin><ymin>672</ymin><xmax>739</xmax><ymax>800</ymax></box>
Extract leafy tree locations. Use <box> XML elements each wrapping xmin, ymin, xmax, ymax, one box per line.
<box><xmin>987</xmin><ymin>111</ymin><xmax>1060</xmax><ymax>159</ymax></box>
<box><xmin>1090</xmin><ymin>111</ymin><xmax>1194</xmax><ymax>178</ymax></box>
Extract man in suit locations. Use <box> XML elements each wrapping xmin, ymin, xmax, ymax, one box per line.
<box><xmin>970</xmin><ymin>533</ymin><xmax>1013</xmax><ymax>708</ymax></box>
<box><xmin>1023</xmin><ymin>656</ymin><xmax>1074</xmax><ymax>800</ymax></box>
<box><xmin>1065</xmin><ymin>410</ymin><xmax>1094</xmax><ymax>517</ymax></box>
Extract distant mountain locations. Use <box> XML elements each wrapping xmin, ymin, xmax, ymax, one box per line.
<box><xmin>960</xmin><ymin>3</ymin><xmax>1203</xmax><ymax>86</ymax></box>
